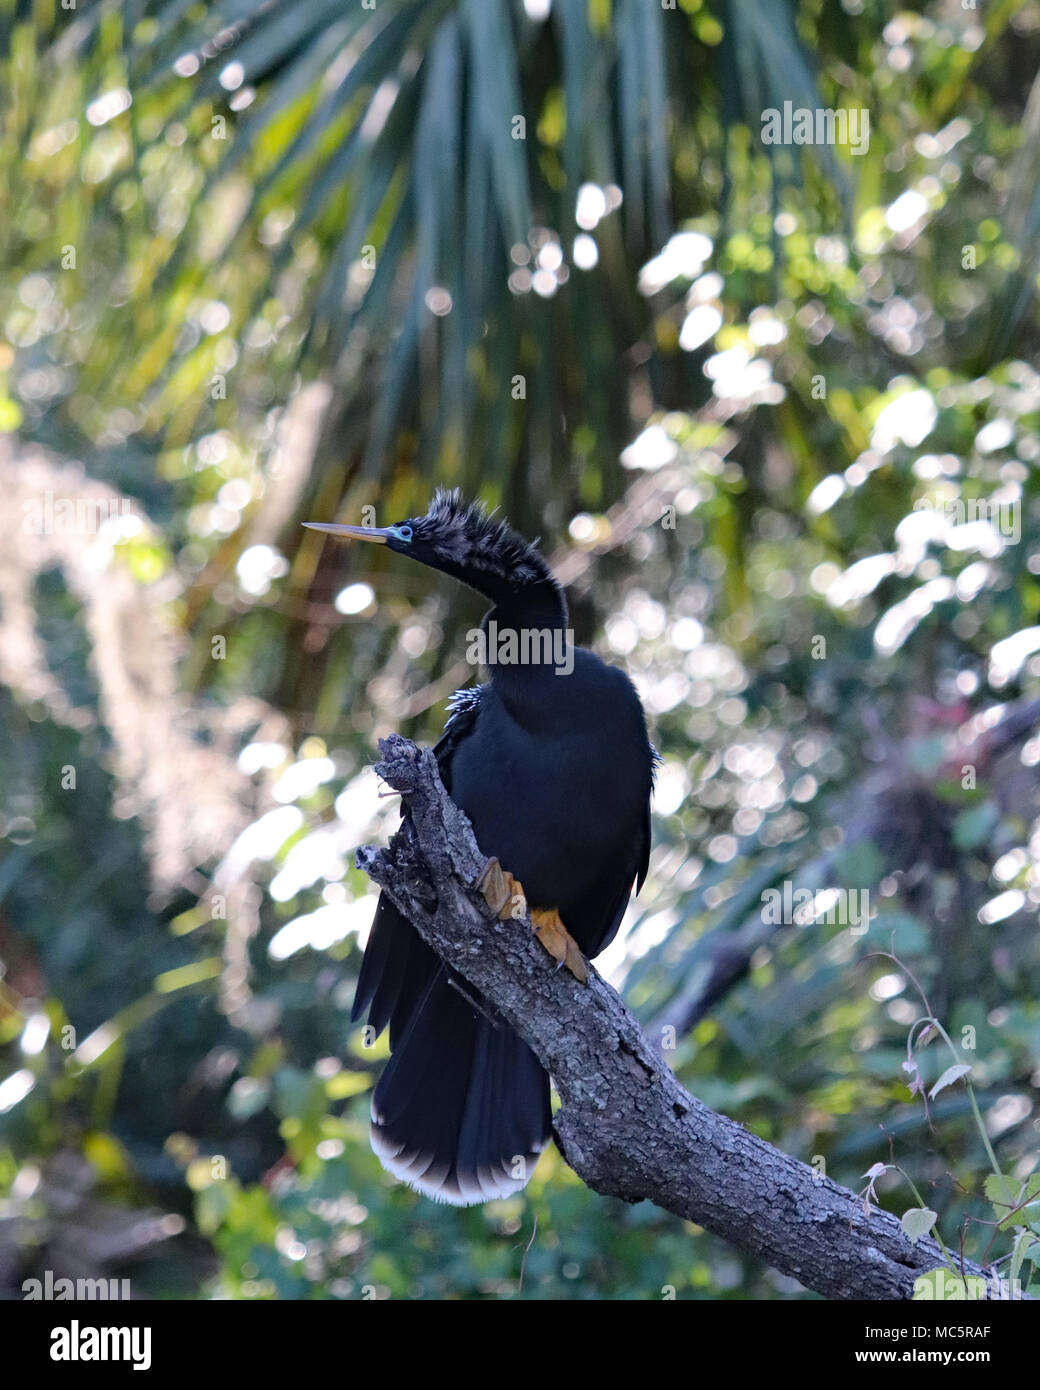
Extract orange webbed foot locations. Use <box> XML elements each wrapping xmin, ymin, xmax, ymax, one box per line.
<box><xmin>478</xmin><ymin>857</ymin><xmax>527</xmax><ymax>921</ymax></box>
<box><xmin>479</xmin><ymin>860</ymin><xmax>588</xmax><ymax>982</ymax></box>
<box><xmin>530</xmin><ymin>908</ymin><xmax>588</xmax><ymax>983</ymax></box>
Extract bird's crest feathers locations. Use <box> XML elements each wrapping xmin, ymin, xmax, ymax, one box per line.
<box><xmin>410</xmin><ymin>489</ymin><xmax>555</xmax><ymax>589</ymax></box>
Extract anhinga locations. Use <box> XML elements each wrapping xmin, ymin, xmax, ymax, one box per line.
<box><xmin>305</xmin><ymin>490</ymin><xmax>655</xmax><ymax>1204</ymax></box>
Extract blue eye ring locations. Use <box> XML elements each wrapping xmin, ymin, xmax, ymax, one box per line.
<box><xmin>392</xmin><ymin>524</ymin><xmax>413</xmax><ymax>542</ymax></box>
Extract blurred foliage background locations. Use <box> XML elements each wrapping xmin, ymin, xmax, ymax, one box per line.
<box><xmin>2</xmin><ymin>0</ymin><xmax>1040</xmax><ymax>1299</ymax></box>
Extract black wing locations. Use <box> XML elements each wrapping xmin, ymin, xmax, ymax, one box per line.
<box><xmin>635</xmin><ymin>743</ymin><xmax>660</xmax><ymax>894</ymax></box>
<box><xmin>352</xmin><ymin>685</ymin><xmax>486</xmax><ymax>1039</ymax></box>
<box><xmin>583</xmin><ymin>741</ymin><xmax>657</xmax><ymax>959</ymax></box>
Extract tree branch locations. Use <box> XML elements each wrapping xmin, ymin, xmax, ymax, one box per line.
<box><xmin>357</xmin><ymin>733</ymin><xmax>1006</xmax><ymax>1301</ymax></box>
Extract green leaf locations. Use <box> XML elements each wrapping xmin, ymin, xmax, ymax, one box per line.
<box><xmin>984</xmin><ymin>1174</ymin><xmax>1040</xmax><ymax>1232</ymax></box>
<box><xmin>929</xmin><ymin>1063</ymin><xmax>972</xmax><ymax>1099</ymax></box>
<box><xmin>901</xmin><ymin>1208</ymin><xmax>938</xmax><ymax>1244</ymax></box>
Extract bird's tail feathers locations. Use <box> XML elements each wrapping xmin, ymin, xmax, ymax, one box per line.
<box><xmin>369</xmin><ymin>968</ymin><xmax>551</xmax><ymax>1205</ymax></box>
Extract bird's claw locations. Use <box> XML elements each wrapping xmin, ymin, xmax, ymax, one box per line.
<box><xmin>530</xmin><ymin>908</ymin><xmax>588</xmax><ymax>984</ymax></box>
<box><xmin>478</xmin><ymin>857</ymin><xmax>527</xmax><ymax>921</ymax></box>
<box><xmin>479</xmin><ymin>861</ymin><xmax>588</xmax><ymax>983</ymax></box>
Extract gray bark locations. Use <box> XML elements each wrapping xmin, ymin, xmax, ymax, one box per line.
<box><xmin>357</xmin><ymin>733</ymin><xmax>1008</xmax><ymax>1301</ymax></box>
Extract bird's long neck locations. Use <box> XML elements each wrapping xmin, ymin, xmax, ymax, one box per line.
<box><xmin>422</xmin><ymin>534</ymin><xmax>573</xmax><ymax>702</ymax></box>
<box><xmin>488</xmin><ymin>578</ymin><xmax>568</xmax><ymax>633</ymax></box>
<box><xmin>479</xmin><ymin>579</ymin><xmax>573</xmax><ymax>708</ymax></box>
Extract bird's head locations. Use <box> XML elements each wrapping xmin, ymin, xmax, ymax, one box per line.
<box><xmin>304</xmin><ymin>489</ymin><xmax>564</xmax><ymax>617</ymax></box>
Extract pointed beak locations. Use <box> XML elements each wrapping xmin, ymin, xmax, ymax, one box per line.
<box><xmin>302</xmin><ymin>522</ymin><xmax>391</xmax><ymax>544</ymax></box>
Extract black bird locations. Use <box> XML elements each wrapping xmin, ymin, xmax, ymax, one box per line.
<box><xmin>305</xmin><ymin>490</ymin><xmax>655</xmax><ymax>1204</ymax></box>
